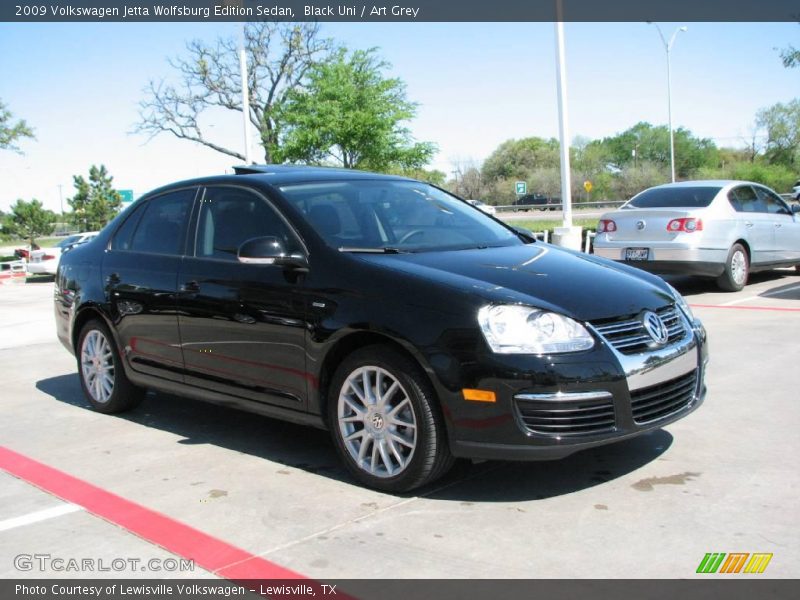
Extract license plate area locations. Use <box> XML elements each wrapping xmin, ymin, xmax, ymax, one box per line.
<box><xmin>625</xmin><ymin>247</ymin><xmax>649</xmax><ymax>261</ymax></box>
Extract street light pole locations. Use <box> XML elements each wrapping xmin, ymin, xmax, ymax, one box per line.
<box><xmin>650</xmin><ymin>23</ymin><xmax>687</xmax><ymax>183</ymax></box>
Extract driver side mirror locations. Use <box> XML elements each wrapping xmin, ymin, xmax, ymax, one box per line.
<box><xmin>791</xmin><ymin>204</ymin><xmax>800</xmax><ymax>214</ymax></box>
<box><xmin>237</xmin><ymin>236</ymin><xmax>308</xmax><ymax>272</ymax></box>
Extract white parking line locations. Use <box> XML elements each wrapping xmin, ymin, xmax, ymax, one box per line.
<box><xmin>0</xmin><ymin>503</ymin><xmax>82</xmax><ymax>532</ymax></box>
<box><xmin>719</xmin><ymin>296</ymin><xmax>757</xmax><ymax>306</ymax></box>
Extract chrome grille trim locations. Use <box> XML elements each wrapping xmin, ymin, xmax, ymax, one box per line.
<box><xmin>514</xmin><ymin>393</ymin><xmax>616</xmax><ymax>437</ymax></box>
<box><xmin>592</xmin><ymin>305</ymin><xmax>687</xmax><ymax>355</ymax></box>
<box><xmin>630</xmin><ymin>369</ymin><xmax>698</xmax><ymax>424</ymax></box>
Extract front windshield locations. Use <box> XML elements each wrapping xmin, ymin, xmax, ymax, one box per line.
<box><xmin>279</xmin><ymin>179</ymin><xmax>521</xmax><ymax>252</ymax></box>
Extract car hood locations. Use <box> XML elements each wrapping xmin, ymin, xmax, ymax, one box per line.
<box><xmin>356</xmin><ymin>244</ymin><xmax>673</xmax><ymax>322</ymax></box>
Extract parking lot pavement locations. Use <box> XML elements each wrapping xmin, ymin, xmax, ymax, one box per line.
<box><xmin>0</xmin><ymin>273</ymin><xmax>798</xmax><ymax>579</ymax></box>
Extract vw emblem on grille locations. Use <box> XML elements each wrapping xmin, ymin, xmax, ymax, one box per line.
<box><xmin>642</xmin><ymin>311</ymin><xmax>669</xmax><ymax>345</ymax></box>
<box><xmin>636</xmin><ymin>220</ymin><xmax>646</xmax><ymax>230</ymax></box>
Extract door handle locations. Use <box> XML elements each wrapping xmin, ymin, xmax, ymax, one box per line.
<box><xmin>744</xmin><ymin>222</ymin><xmax>753</xmax><ymax>228</ymax></box>
<box><xmin>181</xmin><ymin>280</ymin><xmax>200</xmax><ymax>292</ymax></box>
<box><xmin>774</xmin><ymin>223</ymin><xmax>782</xmax><ymax>228</ymax></box>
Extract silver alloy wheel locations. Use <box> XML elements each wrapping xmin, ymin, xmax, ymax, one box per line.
<box><xmin>80</xmin><ymin>330</ymin><xmax>115</xmax><ymax>404</ymax></box>
<box><xmin>731</xmin><ymin>249</ymin><xmax>747</xmax><ymax>286</ymax></box>
<box><xmin>337</xmin><ymin>366</ymin><xmax>417</xmax><ymax>478</ymax></box>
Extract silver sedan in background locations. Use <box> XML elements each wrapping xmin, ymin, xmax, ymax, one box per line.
<box><xmin>593</xmin><ymin>180</ymin><xmax>800</xmax><ymax>291</ymax></box>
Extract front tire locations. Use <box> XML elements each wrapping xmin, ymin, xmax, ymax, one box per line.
<box><xmin>77</xmin><ymin>319</ymin><xmax>144</xmax><ymax>414</ymax></box>
<box><xmin>328</xmin><ymin>345</ymin><xmax>454</xmax><ymax>493</ymax></box>
<box><xmin>716</xmin><ymin>243</ymin><xmax>749</xmax><ymax>292</ymax></box>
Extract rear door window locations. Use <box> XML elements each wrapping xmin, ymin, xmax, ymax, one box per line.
<box><xmin>728</xmin><ymin>186</ymin><xmax>760</xmax><ymax>213</ymax></box>
<box><xmin>119</xmin><ymin>189</ymin><xmax>195</xmax><ymax>255</ymax></box>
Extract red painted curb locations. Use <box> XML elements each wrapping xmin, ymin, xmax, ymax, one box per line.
<box><xmin>0</xmin><ymin>446</ymin><xmax>306</xmax><ymax>580</ymax></box>
<box><xmin>689</xmin><ymin>303</ymin><xmax>800</xmax><ymax>312</ymax></box>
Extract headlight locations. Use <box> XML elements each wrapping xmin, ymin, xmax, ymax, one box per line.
<box><xmin>666</xmin><ymin>283</ymin><xmax>694</xmax><ymax>321</ymax></box>
<box><xmin>478</xmin><ymin>305</ymin><xmax>595</xmax><ymax>354</ymax></box>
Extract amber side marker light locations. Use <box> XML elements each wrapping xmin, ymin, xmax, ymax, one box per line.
<box><xmin>462</xmin><ymin>389</ymin><xmax>497</xmax><ymax>403</ymax></box>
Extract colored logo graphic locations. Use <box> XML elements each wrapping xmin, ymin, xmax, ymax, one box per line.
<box><xmin>696</xmin><ymin>552</ymin><xmax>773</xmax><ymax>574</ymax></box>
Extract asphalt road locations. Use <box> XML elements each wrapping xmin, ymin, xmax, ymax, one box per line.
<box><xmin>0</xmin><ymin>269</ymin><xmax>798</xmax><ymax>580</ymax></box>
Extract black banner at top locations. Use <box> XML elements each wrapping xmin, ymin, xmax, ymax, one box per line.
<box><xmin>4</xmin><ymin>0</ymin><xmax>800</xmax><ymax>23</ymax></box>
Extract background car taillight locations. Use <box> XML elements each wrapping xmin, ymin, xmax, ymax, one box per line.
<box><xmin>667</xmin><ymin>218</ymin><xmax>703</xmax><ymax>233</ymax></box>
<box><xmin>42</xmin><ymin>254</ymin><xmax>56</xmax><ymax>261</ymax></box>
<box><xmin>598</xmin><ymin>219</ymin><xmax>617</xmax><ymax>233</ymax></box>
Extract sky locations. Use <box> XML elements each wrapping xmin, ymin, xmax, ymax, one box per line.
<box><xmin>0</xmin><ymin>21</ymin><xmax>798</xmax><ymax>213</ymax></box>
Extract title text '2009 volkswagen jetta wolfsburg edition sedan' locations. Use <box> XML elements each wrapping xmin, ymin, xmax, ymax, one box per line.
<box><xmin>55</xmin><ymin>166</ymin><xmax>708</xmax><ymax>492</ymax></box>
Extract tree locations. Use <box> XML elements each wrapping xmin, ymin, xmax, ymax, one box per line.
<box><xmin>0</xmin><ymin>99</ymin><xmax>35</xmax><ymax>154</ymax></box>
<box><xmin>481</xmin><ymin>137</ymin><xmax>560</xmax><ymax>182</ymax></box>
<box><xmin>9</xmin><ymin>199</ymin><xmax>56</xmax><ymax>247</ymax></box>
<box><xmin>68</xmin><ymin>165</ymin><xmax>122</xmax><ymax>231</ymax></box>
<box><xmin>779</xmin><ymin>23</ymin><xmax>799</xmax><ymax>68</ymax></box>
<box><xmin>136</xmin><ymin>22</ymin><xmax>333</xmax><ymax>162</ymax></box>
<box><xmin>387</xmin><ymin>167</ymin><xmax>447</xmax><ymax>186</ymax></box>
<box><xmin>756</xmin><ymin>99</ymin><xmax>800</xmax><ymax>167</ymax></box>
<box><xmin>612</xmin><ymin>162</ymin><xmax>670</xmax><ymax>201</ymax></box>
<box><xmin>277</xmin><ymin>48</ymin><xmax>435</xmax><ymax>170</ymax></box>
<box><xmin>593</xmin><ymin>122</ymin><xmax>718</xmax><ymax>178</ymax></box>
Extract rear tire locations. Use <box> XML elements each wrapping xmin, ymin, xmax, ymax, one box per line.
<box><xmin>716</xmin><ymin>243</ymin><xmax>749</xmax><ymax>292</ymax></box>
<box><xmin>77</xmin><ymin>319</ymin><xmax>144</xmax><ymax>414</ymax></box>
<box><xmin>328</xmin><ymin>345</ymin><xmax>454</xmax><ymax>493</ymax></box>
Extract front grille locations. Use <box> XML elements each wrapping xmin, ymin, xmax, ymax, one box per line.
<box><xmin>630</xmin><ymin>370</ymin><xmax>698</xmax><ymax>424</ymax></box>
<box><xmin>592</xmin><ymin>305</ymin><xmax>685</xmax><ymax>354</ymax></box>
<box><xmin>515</xmin><ymin>396</ymin><xmax>615</xmax><ymax>436</ymax></box>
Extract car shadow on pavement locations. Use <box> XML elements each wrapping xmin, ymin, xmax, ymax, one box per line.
<box><xmin>758</xmin><ymin>279</ymin><xmax>800</xmax><ymax>300</ymax></box>
<box><xmin>37</xmin><ymin>374</ymin><xmax>672</xmax><ymax>502</ymax></box>
<box><xmin>422</xmin><ymin>429</ymin><xmax>673</xmax><ymax>502</ymax></box>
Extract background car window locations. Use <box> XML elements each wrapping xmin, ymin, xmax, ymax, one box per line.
<box><xmin>195</xmin><ymin>187</ymin><xmax>301</xmax><ymax>260</ymax></box>
<box><xmin>728</xmin><ymin>186</ymin><xmax>760</xmax><ymax>213</ymax></box>
<box><xmin>755</xmin><ymin>187</ymin><xmax>791</xmax><ymax>215</ymax></box>
<box><xmin>626</xmin><ymin>186</ymin><xmax>720</xmax><ymax>208</ymax></box>
<box><xmin>125</xmin><ymin>190</ymin><xmax>194</xmax><ymax>255</ymax></box>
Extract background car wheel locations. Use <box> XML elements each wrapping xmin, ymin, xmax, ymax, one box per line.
<box><xmin>328</xmin><ymin>345</ymin><xmax>454</xmax><ymax>493</ymax></box>
<box><xmin>77</xmin><ymin>319</ymin><xmax>144</xmax><ymax>414</ymax></box>
<box><xmin>716</xmin><ymin>243</ymin><xmax>749</xmax><ymax>292</ymax></box>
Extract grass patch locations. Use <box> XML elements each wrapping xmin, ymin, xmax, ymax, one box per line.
<box><xmin>509</xmin><ymin>218</ymin><xmax>600</xmax><ymax>233</ymax></box>
<box><xmin>2</xmin><ymin>236</ymin><xmax>62</xmax><ymax>248</ymax></box>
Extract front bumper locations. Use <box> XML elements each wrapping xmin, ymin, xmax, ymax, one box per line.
<box><xmin>441</xmin><ymin>311</ymin><xmax>708</xmax><ymax>461</ymax></box>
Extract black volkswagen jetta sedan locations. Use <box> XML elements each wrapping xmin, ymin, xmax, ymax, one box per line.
<box><xmin>55</xmin><ymin>166</ymin><xmax>708</xmax><ymax>492</ymax></box>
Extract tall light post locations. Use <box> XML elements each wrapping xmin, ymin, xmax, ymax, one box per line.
<box><xmin>649</xmin><ymin>23</ymin><xmax>687</xmax><ymax>183</ymax></box>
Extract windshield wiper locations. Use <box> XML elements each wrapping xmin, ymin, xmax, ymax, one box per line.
<box><xmin>339</xmin><ymin>247</ymin><xmax>405</xmax><ymax>254</ymax></box>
